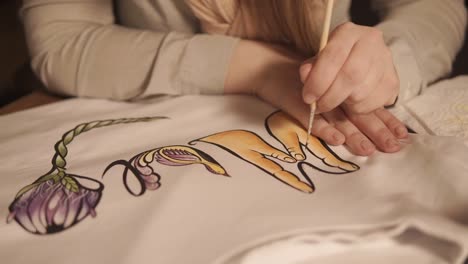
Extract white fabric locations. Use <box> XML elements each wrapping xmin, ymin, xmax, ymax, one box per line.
<box><xmin>229</xmin><ymin>229</ymin><xmax>464</xmax><ymax>264</ymax></box>
<box><xmin>391</xmin><ymin>75</ymin><xmax>468</xmax><ymax>145</ymax></box>
<box><xmin>1</xmin><ymin>95</ymin><xmax>468</xmax><ymax>264</ymax></box>
<box><xmin>406</xmin><ymin>76</ymin><xmax>468</xmax><ymax>139</ymax></box>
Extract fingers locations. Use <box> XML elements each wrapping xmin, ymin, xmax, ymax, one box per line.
<box><xmin>317</xmin><ymin>29</ymin><xmax>382</xmax><ymax>112</ymax></box>
<box><xmin>313</xmin><ymin>107</ymin><xmax>407</xmax><ymax>156</ymax></box>
<box><xmin>301</xmin><ymin>22</ymin><xmax>398</xmax><ymax>115</ymax></box>
<box><xmin>322</xmin><ymin>108</ymin><xmax>377</xmax><ymax>156</ymax></box>
<box><xmin>302</xmin><ymin>22</ymin><xmax>365</xmax><ymax>104</ymax></box>
<box><xmin>309</xmin><ymin>114</ymin><xmax>345</xmax><ymax>146</ymax></box>
<box><xmin>374</xmin><ymin>108</ymin><xmax>408</xmax><ymax>139</ymax></box>
<box><xmin>346</xmin><ymin>110</ymin><xmax>401</xmax><ymax>153</ymax></box>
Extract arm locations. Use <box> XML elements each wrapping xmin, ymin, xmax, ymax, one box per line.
<box><xmin>21</xmin><ymin>0</ymin><xmax>239</xmax><ymax>100</ymax></box>
<box><xmin>372</xmin><ymin>0</ymin><xmax>467</xmax><ymax>101</ymax></box>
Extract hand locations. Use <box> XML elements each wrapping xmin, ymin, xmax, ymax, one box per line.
<box><xmin>311</xmin><ymin>107</ymin><xmax>408</xmax><ymax>156</ymax></box>
<box><xmin>223</xmin><ymin>39</ymin><xmax>408</xmax><ymax>156</ymax></box>
<box><xmin>300</xmin><ymin>22</ymin><xmax>400</xmax><ymax>114</ymax></box>
<box><xmin>254</xmin><ymin>68</ymin><xmax>408</xmax><ymax>156</ymax></box>
<box><xmin>260</xmin><ymin>81</ymin><xmax>408</xmax><ymax>156</ymax></box>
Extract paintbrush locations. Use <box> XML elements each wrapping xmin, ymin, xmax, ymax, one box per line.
<box><xmin>306</xmin><ymin>0</ymin><xmax>335</xmax><ymax>144</ymax></box>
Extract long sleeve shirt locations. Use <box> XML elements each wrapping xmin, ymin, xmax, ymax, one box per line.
<box><xmin>21</xmin><ymin>0</ymin><xmax>466</xmax><ymax>102</ymax></box>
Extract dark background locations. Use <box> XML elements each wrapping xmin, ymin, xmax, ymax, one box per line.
<box><xmin>0</xmin><ymin>0</ymin><xmax>467</xmax><ymax>107</ymax></box>
<box><xmin>0</xmin><ymin>0</ymin><xmax>29</xmax><ymax>106</ymax></box>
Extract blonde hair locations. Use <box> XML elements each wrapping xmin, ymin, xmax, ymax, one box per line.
<box><xmin>186</xmin><ymin>0</ymin><xmax>327</xmax><ymax>56</ymax></box>
<box><xmin>236</xmin><ymin>0</ymin><xmax>326</xmax><ymax>56</ymax></box>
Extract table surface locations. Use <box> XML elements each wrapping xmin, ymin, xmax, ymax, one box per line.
<box><xmin>0</xmin><ymin>90</ymin><xmax>64</xmax><ymax>115</ymax></box>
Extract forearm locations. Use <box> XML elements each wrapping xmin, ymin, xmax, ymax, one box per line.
<box><xmin>372</xmin><ymin>0</ymin><xmax>467</xmax><ymax>101</ymax></box>
<box><xmin>22</xmin><ymin>0</ymin><xmax>239</xmax><ymax>100</ymax></box>
<box><xmin>25</xmin><ymin>22</ymin><xmax>165</xmax><ymax>100</ymax></box>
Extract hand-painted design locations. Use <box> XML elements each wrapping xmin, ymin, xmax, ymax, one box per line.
<box><xmin>266</xmin><ymin>111</ymin><xmax>360</xmax><ymax>174</ymax></box>
<box><xmin>190</xmin><ymin>111</ymin><xmax>359</xmax><ymax>193</ymax></box>
<box><xmin>7</xmin><ymin>117</ymin><xmax>168</xmax><ymax>235</ymax></box>
<box><xmin>7</xmin><ymin>174</ymin><xmax>103</xmax><ymax>235</ymax></box>
<box><xmin>8</xmin><ymin>110</ymin><xmax>359</xmax><ymax>235</ymax></box>
<box><xmin>103</xmin><ymin>145</ymin><xmax>229</xmax><ymax>196</ymax></box>
<box><xmin>191</xmin><ymin>130</ymin><xmax>314</xmax><ymax>193</ymax></box>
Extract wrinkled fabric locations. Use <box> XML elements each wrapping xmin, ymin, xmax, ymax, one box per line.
<box><xmin>1</xmin><ymin>95</ymin><xmax>468</xmax><ymax>264</ymax></box>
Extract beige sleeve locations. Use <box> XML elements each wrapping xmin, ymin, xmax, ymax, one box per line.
<box><xmin>371</xmin><ymin>0</ymin><xmax>467</xmax><ymax>102</ymax></box>
<box><xmin>21</xmin><ymin>0</ymin><xmax>239</xmax><ymax>100</ymax></box>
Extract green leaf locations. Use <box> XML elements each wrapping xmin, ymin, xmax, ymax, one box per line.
<box><xmin>61</xmin><ymin>176</ymin><xmax>79</xmax><ymax>193</ymax></box>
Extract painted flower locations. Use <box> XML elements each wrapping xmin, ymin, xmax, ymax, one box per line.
<box><xmin>132</xmin><ymin>154</ymin><xmax>162</xmax><ymax>191</ymax></box>
<box><xmin>104</xmin><ymin>145</ymin><xmax>228</xmax><ymax>196</ymax></box>
<box><xmin>7</xmin><ymin>174</ymin><xmax>103</xmax><ymax>235</ymax></box>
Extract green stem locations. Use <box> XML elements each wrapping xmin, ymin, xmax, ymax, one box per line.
<box><xmin>15</xmin><ymin>116</ymin><xmax>167</xmax><ymax>198</ymax></box>
<box><xmin>52</xmin><ymin>117</ymin><xmax>168</xmax><ymax>171</ymax></box>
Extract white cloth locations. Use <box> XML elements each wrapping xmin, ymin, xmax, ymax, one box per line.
<box><xmin>406</xmin><ymin>76</ymin><xmax>468</xmax><ymax>139</ymax></box>
<box><xmin>391</xmin><ymin>75</ymin><xmax>468</xmax><ymax>145</ymax></box>
<box><xmin>1</xmin><ymin>95</ymin><xmax>468</xmax><ymax>264</ymax></box>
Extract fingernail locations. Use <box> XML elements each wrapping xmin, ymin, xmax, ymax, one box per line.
<box><xmin>295</xmin><ymin>153</ymin><xmax>305</xmax><ymax>161</ymax></box>
<box><xmin>304</xmin><ymin>93</ymin><xmax>316</xmax><ymax>104</ymax></box>
<box><xmin>333</xmin><ymin>132</ymin><xmax>344</xmax><ymax>143</ymax></box>
<box><xmin>386</xmin><ymin>138</ymin><xmax>400</xmax><ymax>148</ymax></box>
<box><xmin>395</xmin><ymin>126</ymin><xmax>408</xmax><ymax>138</ymax></box>
<box><xmin>284</xmin><ymin>157</ymin><xmax>296</xmax><ymax>163</ymax></box>
<box><xmin>361</xmin><ymin>140</ymin><xmax>375</xmax><ymax>152</ymax></box>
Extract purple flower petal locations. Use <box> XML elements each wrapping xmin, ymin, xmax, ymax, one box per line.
<box><xmin>8</xmin><ymin>174</ymin><xmax>103</xmax><ymax>235</ymax></box>
<box><xmin>155</xmin><ymin>154</ymin><xmax>184</xmax><ymax>166</ymax></box>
